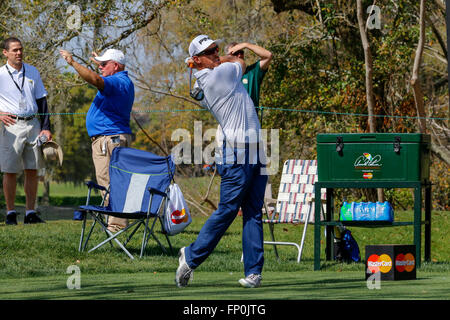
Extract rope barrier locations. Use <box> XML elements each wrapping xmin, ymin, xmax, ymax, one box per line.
<box><xmin>256</xmin><ymin>106</ymin><xmax>450</xmax><ymax>121</ymax></box>
<box><xmin>6</xmin><ymin>106</ymin><xmax>450</xmax><ymax>121</ymax></box>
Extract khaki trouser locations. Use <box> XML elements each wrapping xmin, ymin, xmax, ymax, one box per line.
<box><xmin>91</xmin><ymin>134</ymin><xmax>132</xmax><ymax>228</ymax></box>
<box><xmin>0</xmin><ymin>117</ymin><xmax>44</xmax><ymax>173</ymax></box>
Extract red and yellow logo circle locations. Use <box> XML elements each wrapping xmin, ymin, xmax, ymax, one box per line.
<box><xmin>367</xmin><ymin>254</ymin><xmax>392</xmax><ymax>273</ymax></box>
<box><xmin>171</xmin><ymin>209</ymin><xmax>188</xmax><ymax>224</ymax></box>
<box><xmin>395</xmin><ymin>253</ymin><xmax>415</xmax><ymax>272</ymax></box>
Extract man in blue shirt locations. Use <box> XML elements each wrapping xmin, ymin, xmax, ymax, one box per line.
<box><xmin>59</xmin><ymin>48</ymin><xmax>134</xmax><ymax>232</ymax></box>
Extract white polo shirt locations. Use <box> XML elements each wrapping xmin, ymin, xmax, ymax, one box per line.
<box><xmin>194</xmin><ymin>62</ymin><xmax>261</xmax><ymax>145</ymax></box>
<box><xmin>0</xmin><ymin>62</ymin><xmax>47</xmax><ymax>116</ymax></box>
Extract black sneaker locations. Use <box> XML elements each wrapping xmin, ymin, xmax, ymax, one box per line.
<box><xmin>5</xmin><ymin>212</ymin><xmax>18</xmax><ymax>225</ymax></box>
<box><xmin>24</xmin><ymin>212</ymin><xmax>45</xmax><ymax>224</ymax></box>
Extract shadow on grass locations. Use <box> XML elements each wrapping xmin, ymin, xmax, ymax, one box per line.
<box><xmin>2</xmin><ymin>270</ymin><xmax>450</xmax><ymax>300</ymax></box>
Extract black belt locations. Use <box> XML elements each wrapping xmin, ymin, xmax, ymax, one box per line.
<box><xmin>9</xmin><ymin>115</ymin><xmax>35</xmax><ymax>121</ymax></box>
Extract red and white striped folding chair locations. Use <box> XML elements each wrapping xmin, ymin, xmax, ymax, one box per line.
<box><xmin>263</xmin><ymin>159</ymin><xmax>326</xmax><ymax>262</ymax></box>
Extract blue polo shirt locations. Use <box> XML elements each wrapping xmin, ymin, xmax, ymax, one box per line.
<box><xmin>86</xmin><ymin>71</ymin><xmax>134</xmax><ymax>137</ymax></box>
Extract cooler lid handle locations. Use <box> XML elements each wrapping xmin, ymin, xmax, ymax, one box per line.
<box><xmin>394</xmin><ymin>136</ymin><xmax>402</xmax><ymax>153</ymax></box>
<box><xmin>336</xmin><ymin>136</ymin><xmax>344</xmax><ymax>155</ymax></box>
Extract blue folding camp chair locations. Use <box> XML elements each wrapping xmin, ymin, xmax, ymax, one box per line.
<box><xmin>77</xmin><ymin>147</ymin><xmax>176</xmax><ymax>259</ymax></box>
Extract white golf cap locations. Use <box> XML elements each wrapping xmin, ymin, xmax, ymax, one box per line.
<box><xmin>94</xmin><ymin>49</ymin><xmax>126</xmax><ymax>65</ymax></box>
<box><xmin>188</xmin><ymin>35</ymin><xmax>221</xmax><ymax>57</ymax></box>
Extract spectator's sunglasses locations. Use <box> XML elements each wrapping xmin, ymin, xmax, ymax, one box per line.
<box><xmin>100</xmin><ymin>60</ymin><xmax>113</xmax><ymax>67</ymax></box>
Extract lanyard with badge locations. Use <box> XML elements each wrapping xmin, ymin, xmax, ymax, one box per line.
<box><xmin>5</xmin><ymin>64</ymin><xmax>27</xmax><ymax>110</ymax></box>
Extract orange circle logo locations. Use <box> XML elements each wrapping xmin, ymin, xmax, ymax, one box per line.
<box><xmin>367</xmin><ymin>254</ymin><xmax>392</xmax><ymax>273</ymax></box>
<box><xmin>379</xmin><ymin>254</ymin><xmax>392</xmax><ymax>273</ymax></box>
<box><xmin>404</xmin><ymin>253</ymin><xmax>415</xmax><ymax>272</ymax></box>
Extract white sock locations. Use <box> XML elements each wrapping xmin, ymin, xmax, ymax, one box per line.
<box><xmin>26</xmin><ymin>210</ymin><xmax>36</xmax><ymax>216</ymax></box>
<box><xmin>7</xmin><ymin>210</ymin><xmax>16</xmax><ymax>216</ymax></box>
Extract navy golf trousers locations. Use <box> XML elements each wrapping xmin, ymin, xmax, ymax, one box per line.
<box><xmin>185</xmin><ymin>157</ymin><xmax>268</xmax><ymax>276</ymax></box>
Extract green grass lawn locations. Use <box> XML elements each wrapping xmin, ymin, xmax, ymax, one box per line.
<box><xmin>14</xmin><ymin>176</ymin><xmax>220</xmax><ymax>198</ymax></box>
<box><xmin>1</xmin><ymin>271</ymin><xmax>448</xmax><ymax>300</ymax></box>
<box><xmin>0</xmin><ymin>208</ymin><xmax>449</xmax><ymax>300</ymax></box>
<box><xmin>12</xmin><ymin>177</ymin><xmax>217</xmax><ymax>208</ymax></box>
<box><xmin>16</xmin><ymin>181</ymin><xmax>90</xmax><ymax>198</ymax></box>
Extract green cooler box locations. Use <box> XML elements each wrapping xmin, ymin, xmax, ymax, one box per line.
<box><xmin>317</xmin><ymin>133</ymin><xmax>430</xmax><ymax>182</ymax></box>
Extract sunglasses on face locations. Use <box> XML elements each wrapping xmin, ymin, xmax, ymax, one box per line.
<box><xmin>231</xmin><ymin>50</ymin><xmax>244</xmax><ymax>56</ymax></box>
<box><xmin>197</xmin><ymin>45</ymin><xmax>219</xmax><ymax>56</ymax></box>
<box><xmin>100</xmin><ymin>60</ymin><xmax>112</xmax><ymax>67</ymax></box>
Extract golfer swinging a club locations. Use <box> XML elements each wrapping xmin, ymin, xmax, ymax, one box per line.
<box><xmin>176</xmin><ymin>35</ymin><xmax>267</xmax><ymax>288</ymax></box>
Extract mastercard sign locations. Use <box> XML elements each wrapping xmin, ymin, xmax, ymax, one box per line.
<box><xmin>367</xmin><ymin>254</ymin><xmax>392</xmax><ymax>274</ymax></box>
<box><xmin>395</xmin><ymin>253</ymin><xmax>415</xmax><ymax>272</ymax></box>
<box><xmin>365</xmin><ymin>245</ymin><xmax>416</xmax><ymax>281</ymax></box>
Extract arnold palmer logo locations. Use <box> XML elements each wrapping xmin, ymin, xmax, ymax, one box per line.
<box><xmin>354</xmin><ymin>153</ymin><xmax>382</xmax><ymax>169</ymax></box>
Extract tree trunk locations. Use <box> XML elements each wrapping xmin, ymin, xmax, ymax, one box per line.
<box><xmin>356</xmin><ymin>0</ymin><xmax>376</xmax><ymax>133</ymax></box>
<box><xmin>357</xmin><ymin>0</ymin><xmax>384</xmax><ymax>202</ymax></box>
<box><xmin>42</xmin><ymin>179</ymin><xmax>50</xmax><ymax>206</ymax></box>
<box><xmin>411</xmin><ymin>0</ymin><xmax>427</xmax><ymax>133</ymax></box>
